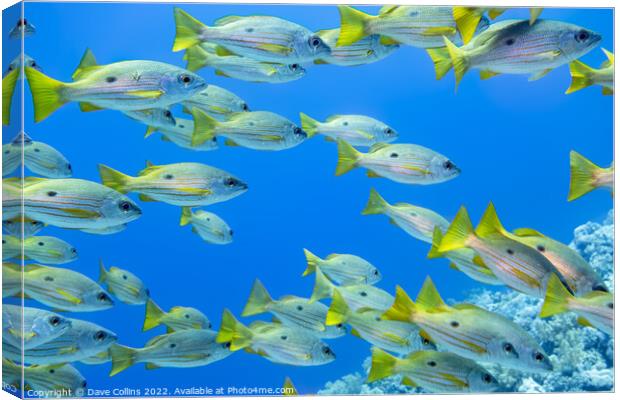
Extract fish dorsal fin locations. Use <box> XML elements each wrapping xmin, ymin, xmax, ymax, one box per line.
<box><xmin>427</xmin><ymin>227</ymin><xmax>445</xmax><ymax>259</ymax></box>
<box><xmin>512</xmin><ymin>228</ymin><xmax>545</xmax><ymax>237</ymax></box>
<box><xmin>453</xmin><ymin>303</ymin><xmax>485</xmax><ymax>312</ymax></box>
<box><xmin>72</xmin><ymin>48</ymin><xmax>99</xmax><ymax>80</ymax></box>
<box><xmin>379</xmin><ymin>5</ymin><xmax>399</xmax><ymax>14</ymax></box>
<box><xmin>138</xmin><ymin>162</ymin><xmax>161</xmax><ymax>176</ymax></box>
<box><xmin>349</xmin><ymin>328</ymin><xmax>362</xmax><ymax>338</ymax></box>
<box><xmin>369</xmin><ymin>143</ymin><xmax>390</xmax><ymax>153</ymax></box>
<box><xmin>475</xmin><ymin>202</ymin><xmax>507</xmax><ymax>238</ymax></box>
<box><xmin>280</xmin><ymin>295</ymin><xmax>302</xmax><ymax>301</ymax></box>
<box><xmin>582</xmin><ymin>291</ymin><xmax>611</xmax><ymax>300</ymax></box>
<box><xmin>325</xmin><ymin>115</ymin><xmax>343</xmax><ymax>122</ymax></box>
<box><xmin>577</xmin><ymin>316</ymin><xmax>593</xmax><ymax>327</ymax></box>
<box><xmin>471</xmin><ymin>255</ymin><xmax>487</xmax><ymax>268</ymax></box>
<box><xmin>325</xmin><ymin>254</ymin><xmax>341</xmax><ymax>260</ymax></box>
<box><xmin>415</xmin><ymin>276</ymin><xmax>447</xmax><ymax>310</ymax></box>
<box><xmin>600</xmin><ymin>48</ymin><xmax>614</xmax><ymax>68</ymax></box>
<box><xmin>401</xmin><ymin>376</ymin><xmax>418</xmax><ymax>387</ymax></box>
<box><xmin>145</xmin><ymin>334</ymin><xmax>169</xmax><ymax>347</ymax></box>
<box><xmin>214</xmin><ymin>15</ymin><xmax>243</xmax><ymax>26</ymax></box>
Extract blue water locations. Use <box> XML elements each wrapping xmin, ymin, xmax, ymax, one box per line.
<box><xmin>3</xmin><ymin>3</ymin><xmax>614</xmax><ymax>396</ymax></box>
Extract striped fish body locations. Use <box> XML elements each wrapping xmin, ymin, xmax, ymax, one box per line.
<box><xmin>267</xmin><ymin>296</ymin><xmax>346</xmax><ymax>339</ymax></box>
<box><xmin>3</xmin><ymin>359</ymin><xmax>87</xmax><ymax>397</ymax></box>
<box><xmin>385</xmin><ymin>204</ymin><xmax>449</xmax><ymax>243</ymax></box>
<box><xmin>2</xmin><ymin>262</ymin><xmax>22</xmax><ymax>297</ymax></box>
<box><xmin>569</xmin><ymin>292</ymin><xmax>614</xmax><ymax>334</ymax></box>
<box><xmin>79</xmin><ymin>350</ymin><xmax>111</xmax><ymax>365</ymax></box>
<box><xmin>2</xmin><ymin>235</ymin><xmax>21</xmax><ymax>260</ymax></box>
<box><xmin>157</xmin><ymin>118</ymin><xmax>219</xmax><ymax>151</ymax></box>
<box><xmin>316</xmin><ymin>29</ymin><xmax>399</xmax><ymax>66</ymax></box>
<box><xmin>3</xmin><ymin>304</ymin><xmax>73</xmax><ymax>350</ymax></box>
<box><xmin>2</xmin><ymin>141</ymin><xmax>21</xmax><ymax>176</ymax></box>
<box><xmin>359</xmin><ymin>143</ymin><xmax>460</xmax><ymax>184</ymax></box>
<box><xmin>200</xmin><ymin>16</ymin><xmax>331</xmax><ymax>63</ymax></box>
<box><xmin>184</xmin><ymin>209</ymin><xmax>232</xmax><ymax>244</ymax></box>
<box><xmin>465</xmin><ymin>20</ymin><xmax>601</xmax><ymax>75</ymax></box>
<box><xmin>22</xmin><ymin>235</ymin><xmax>77</xmax><ymax>264</ymax></box>
<box><xmin>161</xmin><ymin>307</ymin><xmax>211</xmax><ymax>331</ymax></box>
<box><xmin>182</xmin><ymin>85</ymin><xmax>249</xmax><ymax>121</ymax></box>
<box><xmin>124</xmin><ymin>108</ymin><xmax>176</xmax><ymax>130</ymax></box>
<box><xmin>308</xmin><ymin>115</ymin><xmax>398</xmax><ymax>147</ymax></box>
<box><xmin>445</xmin><ymin>248</ymin><xmax>504</xmax><ymax>286</ymax></box>
<box><xmin>100</xmin><ymin>265</ymin><xmax>149</xmax><ymax>305</ymax></box>
<box><xmin>339</xmin><ymin>285</ymin><xmax>395</xmax><ymax>312</ymax></box>
<box><xmin>23</xmin><ymin>139</ymin><xmax>72</xmax><ymax>178</ymax></box>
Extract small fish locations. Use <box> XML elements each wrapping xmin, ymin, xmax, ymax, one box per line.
<box><xmin>337</xmin><ymin>6</ymin><xmax>488</xmax><ymax>48</ymax></box>
<box><xmin>314</xmin><ymin>28</ymin><xmax>399</xmax><ymax>66</ymax></box>
<box><xmin>512</xmin><ymin>228</ymin><xmax>607</xmax><ymax>296</ymax></box>
<box><xmin>9</xmin><ymin>18</ymin><xmax>36</xmax><ymax>39</ymax></box>
<box><xmin>3</xmin><ymin>359</ymin><xmax>87</xmax><ymax>397</ymax></box>
<box><xmin>180</xmin><ymin>207</ymin><xmax>233</xmax><ymax>245</ymax></box>
<box><xmin>362</xmin><ymin>188</ymin><xmax>449</xmax><ymax>243</ymax></box>
<box><xmin>20</xmin><ymin>235</ymin><xmax>78</xmax><ymax>264</ymax></box>
<box><xmin>173</xmin><ymin>8</ymin><xmax>331</xmax><ymax>63</ymax></box>
<box><xmin>99</xmin><ymin>161</ymin><xmax>248</xmax><ymax>206</ymax></box>
<box><xmin>185</xmin><ymin>45</ymin><xmax>305</xmax><ymax>83</ymax></box>
<box><xmin>124</xmin><ymin>107</ymin><xmax>177</xmax><ymax>131</ymax></box>
<box><xmin>336</xmin><ymin>140</ymin><xmax>460</xmax><ymax>185</ymax></box>
<box><xmin>191</xmin><ymin>109</ymin><xmax>309</xmax><ymax>151</ymax></box>
<box><xmin>21</xmin><ymin>134</ymin><xmax>73</xmax><ymax>178</ymax></box>
<box><xmin>3</xmin><ymin>318</ymin><xmax>117</xmax><ymax>365</ymax></box>
<box><xmin>439</xmin><ymin>203</ymin><xmax>569</xmax><ymax>298</ymax></box>
<box><xmin>182</xmin><ymin>85</ymin><xmax>250</xmax><ymax>121</ymax></box>
<box><xmin>383</xmin><ymin>277</ymin><xmax>553</xmax><ymax>372</ymax></box>
<box><xmin>566</xmin><ymin>49</ymin><xmax>614</xmax><ymax>95</ymax></box>
<box><xmin>2</xmin><ymin>218</ymin><xmax>45</xmax><ymax>237</ymax></box>
<box><xmin>2</xmin><ymin>177</ymin><xmax>142</xmax><ymax>230</ymax></box>
<box><xmin>109</xmin><ymin>329</ymin><xmax>233</xmax><ymax>376</ymax></box>
<box><xmin>241</xmin><ymin>279</ymin><xmax>346</xmax><ymax>339</ymax></box>
<box><xmin>143</xmin><ymin>298</ymin><xmax>211</xmax><ymax>332</ymax></box>
<box><xmin>431</xmin><ymin>20</ymin><xmax>601</xmax><ymax>90</ymax></box>
<box><xmin>19</xmin><ymin>263</ymin><xmax>114</xmax><ymax>312</ymax></box>
<box><xmin>217</xmin><ymin>310</ymin><xmax>336</xmax><ymax>366</ymax></box>
<box><xmin>300</xmin><ymin>113</ymin><xmax>398</xmax><ymax>147</ymax></box>
<box><xmin>99</xmin><ymin>260</ymin><xmax>149</xmax><ymax>305</ymax></box>
<box><xmin>453</xmin><ymin>7</ymin><xmax>544</xmax><ymax>44</ymax></box>
<box><xmin>303</xmin><ymin>248</ymin><xmax>381</xmax><ymax>285</ymax></box>
<box><xmin>327</xmin><ymin>290</ymin><xmax>435</xmax><ymax>354</ymax></box>
<box><xmin>368</xmin><ymin>347</ymin><xmax>500</xmax><ymax>393</ymax></box>
<box><xmin>568</xmin><ymin>150</ymin><xmax>613</xmax><ymax>201</ymax></box>
<box><xmin>25</xmin><ymin>48</ymin><xmax>206</xmax><ymax>122</ymax></box>
<box><xmin>428</xmin><ymin>227</ymin><xmax>504</xmax><ymax>286</ymax></box>
<box><xmin>540</xmin><ymin>274</ymin><xmax>613</xmax><ymax>335</ymax></box>
<box><xmin>309</xmin><ymin>268</ymin><xmax>394</xmax><ymax>312</ymax></box>
<box><xmin>3</xmin><ymin>304</ymin><xmax>73</xmax><ymax>350</ymax></box>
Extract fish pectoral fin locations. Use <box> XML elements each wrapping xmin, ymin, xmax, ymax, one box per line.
<box><xmin>355</xmin><ymin>130</ymin><xmax>374</xmax><ymax>139</ymax></box>
<box><xmin>366</xmin><ymin>170</ymin><xmax>382</xmax><ymax>178</ymax></box>
<box><xmin>258</xmin><ymin>134</ymin><xmax>283</xmax><ymax>142</ymax></box>
<box><xmin>471</xmin><ymin>255</ymin><xmax>487</xmax><ymax>268</ymax></box>
<box><xmin>602</xmin><ymin>87</ymin><xmax>613</xmax><ymax>96</ymax></box>
<box><xmin>379</xmin><ymin>36</ymin><xmax>400</xmax><ymax>46</ymax></box>
<box><xmin>178</xmin><ymin>187</ymin><xmax>212</xmax><ymax>195</ymax></box>
<box><xmin>138</xmin><ymin>194</ymin><xmax>158</xmax><ymax>202</ymax></box>
<box><xmin>529</xmin><ymin>68</ymin><xmax>553</xmax><ymax>82</ymax></box>
<box><xmin>479</xmin><ymin>70</ymin><xmax>501</xmax><ymax>80</ymax></box>
<box><xmin>59</xmin><ymin>346</ymin><xmax>78</xmax><ymax>355</ymax></box>
<box><xmin>257</xmin><ymin>43</ymin><xmax>292</xmax><ymax>55</ymax></box>
<box><xmin>224</xmin><ymin>139</ymin><xmax>240</xmax><ymax>147</ymax></box>
<box><xmin>382</xmin><ymin>332</ymin><xmax>408</xmax><ymax>345</ymax></box>
<box><xmin>126</xmin><ymin>90</ymin><xmax>164</xmax><ymax>99</ymax></box>
<box><xmin>79</xmin><ymin>102</ymin><xmax>104</xmax><ymax>112</ymax></box>
<box><xmin>401</xmin><ymin>377</ymin><xmax>417</xmax><ymax>387</ymax></box>
<box><xmin>56</xmin><ymin>288</ymin><xmax>83</xmax><ymax>304</ymax></box>
<box><xmin>145</xmin><ymin>363</ymin><xmax>161</xmax><ymax>370</ymax></box>
<box><xmin>439</xmin><ymin>373</ymin><xmax>469</xmax><ymax>388</ymax></box>
<box><xmin>215</xmin><ymin>70</ymin><xmax>231</xmax><ymax>78</ymax></box>
<box><xmin>577</xmin><ymin>316</ymin><xmax>593</xmax><ymax>327</ymax></box>
<box><xmin>421</xmin><ymin>26</ymin><xmax>456</xmax><ymax>36</ymax></box>
<box><xmin>64</xmin><ymin>208</ymin><xmax>100</xmax><ymax>218</ymax></box>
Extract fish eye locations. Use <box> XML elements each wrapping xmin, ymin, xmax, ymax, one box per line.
<box><xmin>592</xmin><ymin>284</ymin><xmax>608</xmax><ymax>292</ymax></box>
<box><xmin>575</xmin><ymin>30</ymin><xmax>590</xmax><ymax>42</ymax></box>
<box><xmin>537</xmin><ymin>245</ymin><xmax>545</xmax><ymax>252</ymax></box>
<box><xmin>44</xmin><ymin>276</ymin><xmax>54</xmax><ymax>282</ymax></box>
<box><xmin>427</xmin><ymin>360</ymin><xmax>437</xmax><ymax>367</ymax></box>
<box><xmin>503</xmin><ymin>342</ymin><xmax>514</xmax><ymax>353</ymax></box>
<box><xmin>71</xmin><ymin>248</ymin><xmax>77</xmax><ymax>254</ymax></box>
<box><xmin>164</xmin><ymin>110</ymin><xmax>172</xmax><ymax>118</ymax></box>
<box><xmin>94</xmin><ymin>330</ymin><xmax>107</xmax><ymax>341</ymax></box>
<box><xmin>7</xmin><ymin>66</ymin><xmax>13</xmax><ymax>72</ymax></box>
<box><xmin>49</xmin><ymin>316</ymin><xmax>61</xmax><ymax>326</ymax></box>
<box><xmin>67</xmin><ymin>164</ymin><xmax>72</xmax><ymax>171</ymax></box>
<box><xmin>422</xmin><ymin>337</ymin><xmax>430</xmax><ymax>345</ymax></box>
<box><xmin>289</xmin><ymin>64</ymin><xmax>299</xmax><ymax>71</ymax></box>
<box><xmin>322</xmin><ymin>346</ymin><xmax>332</xmax><ymax>355</ymax></box>
<box><xmin>366</xmin><ymin>49</ymin><xmax>375</xmax><ymax>56</ymax></box>
<box><xmin>229</xmin><ymin>229</ymin><xmax>234</xmax><ymax>236</ymax></box>
<box><xmin>533</xmin><ymin>352</ymin><xmax>545</xmax><ymax>362</ymax></box>
<box><xmin>607</xmin><ymin>302</ymin><xmax>614</xmax><ymax>309</ymax></box>
<box><xmin>2</xmin><ymin>240</ymin><xmax>5</xmax><ymax>245</ymax></box>
<box><xmin>242</xmin><ymin>103</ymin><xmax>250</xmax><ymax>111</ymax></box>
<box><xmin>184</xmin><ymin>314</ymin><xmax>191</xmax><ymax>319</ymax></box>
<box><xmin>105</xmin><ymin>76</ymin><xmax>117</xmax><ymax>83</ymax></box>
<box><xmin>224</xmin><ymin>342</ymin><xmax>231</xmax><ymax>348</ymax></box>
<box><xmin>384</xmin><ymin>128</ymin><xmax>394</xmax><ymax>135</ymax></box>
<box><xmin>81</xmin><ymin>380</ymin><xmax>87</xmax><ymax>388</ymax></box>
<box><xmin>373</xmin><ymin>269</ymin><xmax>379</xmax><ymax>276</ymax></box>
<box><xmin>505</xmin><ymin>38</ymin><xmax>515</xmax><ymax>46</ymax></box>
<box><xmin>29</xmin><ymin>61</ymin><xmax>36</xmax><ymax>67</ymax></box>
<box><xmin>47</xmin><ymin>191</ymin><xmax>57</xmax><ymax>197</ymax></box>
<box><xmin>482</xmin><ymin>373</ymin><xmax>493</xmax><ymax>384</ymax></box>
<box><xmin>337</xmin><ymin>323</ymin><xmax>343</xmax><ymax>328</ymax></box>
<box><xmin>178</xmin><ymin>74</ymin><xmax>193</xmax><ymax>84</ymax></box>
<box><xmin>443</xmin><ymin>160</ymin><xmax>455</xmax><ymax>170</ymax></box>
<box><xmin>118</xmin><ymin>201</ymin><xmax>133</xmax><ymax>212</ymax></box>
<box><xmin>145</xmin><ymin>289</ymin><xmax>151</xmax><ymax>297</ymax></box>
<box><xmin>49</xmin><ymin>369</ymin><xmax>55</xmax><ymax>374</ymax></box>
<box><xmin>97</xmin><ymin>292</ymin><xmax>110</xmax><ymax>302</ymax></box>
<box><xmin>309</xmin><ymin>36</ymin><xmax>322</xmax><ymax>48</ymax></box>
<box><xmin>224</xmin><ymin>177</ymin><xmax>239</xmax><ymax>187</ymax></box>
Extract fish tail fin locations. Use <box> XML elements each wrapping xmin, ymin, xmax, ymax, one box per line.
<box><xmin>143</xmin><ymin>298</ymin><xmax>165</xmax><ymax>331</ymax></box>
<box><xmin>241</xmin><ymin>279</ymin><xmax>273</xmax><ymax>316</ymax></box>
<box><xmin>299</xmin><ymin>112</ymin><xmax>320</xmax><ymax>137</ymax></box>
<box><xmin>382</xmin><ymin>285</ymin><xmax>417</xmax><ymax>323</ymax></box>
<box><xmin>191</xmin><ymin>107</ymin><xmax>219</xmax><ymax>146</ymax></box>
<box><xmin>185</xmin><ymin>45</ymin><xmax>211</xmax><ymax>72</ymax></box>
<box><xmin>109</xmin><ymin>344</ymin><xmax>138</xmax><ymax>376</ymax></box>
<box><xmin>172</xmin><ymin>8</ymin><xmax>206</xmax><ymax>52</ymax></box>
<box><xmin>217</xmin><ymin>309</ymin><xmax>253</xmax><ymax>351</ymax></box>
<box><xmin>24</xmin><ymin>67</ymin><xmax>68</xmax><ymax>122</ymax></box>
<box><xmin>337</xmin><ymin>6</ymin><xmax>373</xmax><ymax>47</ymax></box>
<box><xmin>361</xmin><ymin>188</ymin><xmax>388</xmax><ymax>215</ymax></box>
<box><xmin>475</xmin><ymin>201</ymin><xmax>507</xmax><ymax>238</ymax></box>
<box><xmin>98</xmin><ymin>164</ymin><xmax>132</xmax><ymax>194</ymax></box>
<box><xmin>443</xmin><ymin>36</ymin><xmax>469</xmax><ymax>91</ymax></box>
<box><xmin>452</xmin><ymin>7</ymin><xmax>481</xmax><ymax>45</ymax></box>
<box><xmin>309</xmin><ymin>268</ymin><xmax>334</xmax><ymax>303</ymax></box>
<box><xmin>335</xmin><ymin>139</ymin><xmax>361</xmax><ymax>176</ymax></box>
<box><xmin>180</xmin><ymin>207</ymin><xmax>193</xmax><ymax>226</ymax></box>
<box><xmin>326</xmin><ymin>289</ymin><xmax>351</xmax><ymax>326</ymax></box>
<box><xmin>302</xmin><ymin>248</ymin><xmax>322</xmax><ymax>277</ymax></box>
<box><xmin>540</xmin><ymin>274</ymin><xmax>572</xmax><ymax>318</ymax></box>
<box><xmin>427</xmin><ymin>227</ymin><xmax>446</xmax><ymax>259</ymax></box>
<box><xmin>565</xmin><ymin>60</ymin><xmax>595</xmax><ymax>94</ymax></box>
<box><xmin>426</xmin><ymin>46</ymin><xmax>453</xmax><ymax>80</ymax></box>
<box><xmin>2</xmin><ymin>69</ymin><xmax>19</xmax><ymax>125</ymax></box>
<box><xmin>368</xmin><ymin>347</ymin><xmax>398</xmax><ymax>383</ymax></box>
<box><xmin>438</xmin><ymin>206</ymin><xmax>474</xmax><ymax>252</ymax></box>
<box><xmin>98</xmin><ymin>259</ymin><xmax>108</xmax><ymax>283</ymax></box>
<box><xmin>568</xmin><ymin>151</ymin><xmax>601</xmax><ymax>201</ymax></box>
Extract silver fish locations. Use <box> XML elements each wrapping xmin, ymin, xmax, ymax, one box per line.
<box><xmin>9</xmin><ymin>18</ymin><xmax>36</xmax><ymax>39</ymax></box>
<box><xmin>182</xmin><ymin>85</ymin><xmax>250</xmax><ymax>121</ymax></box>
<box><xmin>20</xmin><ymin>235</ymin><xmax>78</xmax><ymax>265</ymax></box>
<box><xmin>2</xmin><ymin>218</ymin><xmax>45</xmax><ymax>237</ymax></box>
<box><xmin>99</xmin><ymin>260</ymin><xmax>149</xmax><ymax>305</ymax></box>
<box><xmin>300</xmin><ymin>113</ymin><xmax>398</xmax><ymax>147</ymax></box>
<box><xmin>3</xmin><ymin>359</ymin><xmax>87</xmax><ymax>397</ymax></box>
<box><xmin>302</xmin><ymin>248</ymin><xmax>381</xmax><ymax>286</ymax></box>
<box><xmin>3</xmin><ymin>304</ymin><xmax>73</xmax><ymax>350</ymax></box>
<box><xmin>180</xmin><ymin>207</ymin><xmax>233</xmax><ymax>244</ymax></box>
<box><xmin>315</xmin><ymin>29</ymin><xmax>399</xmax><ymax>66</ymax></box>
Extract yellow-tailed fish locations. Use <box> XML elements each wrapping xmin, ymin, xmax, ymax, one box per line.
<box><xmin>2</xmin><ymin>235</ymin><xmax>21</xmax><ymax>260</ymax></box>
<box><xmin>191</xmin><ymin>108</ymin><xmax>309</xmax><ymax>150</ymax></box>
<box><xmin>439</xmin><ymin>203</ymin><xmax>570</xmax><ymax>298</ymax></box>
<box><xmin>3</xmin><ymin>218</ymin><xmax>45</xmax><ymax>237</ymax></box>
<box><xmin>241</xmin><ymin>278</ymin><xmax>346</xmax><ymax>339</ymax></box>
<box><xmin>180</xmin><ymin>207</ymin><xmax>233</xmax><ymax>245</ymax></box>
<box><xmin>336</xmin><ymin>140</ymin><xmax>460</xmax><ymax>185</ymax></box>
<box><xmin>109</xmin><ymin>329</ymin><xmax>233</xmax><ymax>376</ymax></box>
<box><xmin>182</xmin><ymin>85</ymin><xmax>250</xmax><ymax>121</ymax></box>
<box><xmin>428</xmin><ymin>227</ymin><xmax>503</xmax><ymax>286</ymax></box>
<box><xmin>512</xmin><ymin>228</ymin><xmax>607</xmax><ymax>295</ymax></box>
<box><xmin>314</xmin><ymin>28</ymin><xmax>399</xmax><ymax>66</ymax></box>
<box><xmin>173</xmin><ymin>8</ymin><xmax>331</xmax><ymax>63</ymax></box>
<box><xmin>383</xmin><ymin>277</ymin><xmax>552</xmax><ymax>372</ymax></box>
<box><xmin>337</xmin><ymin>6</ymin><xmax>489</xmax><ymax>48</ymax></box>
<box><xmin>368</xmin><ymin>347</ymin><xmax>500</xmax><ymax>393</ymax></box>
<box><xmin>99</xmin><ymin>260</ymin><xmax>150</xmax><ymax>305</ymax></box>
<box><xmin>327</xmin><ymin>290</ymin><xmax>435</xmax><ymax>354</ymax></box>
<box><xmin>453</xmin><ymin>7</ymin><xmax>544</xmax><ymax>44</ymax></box>
<box><xmin>25</xmin><ymin>48</ymin><xmax>206</xmax><ymax>122</ymax></box>
<box><xmin>566</xmin><ymin>48</ymin><xmax>614</xmax><ymax>95</ymax></box>
<box><xmin>143</xmin><ymin>298</ymin><xmax>211</xmax><ymax>332</ymax></box>
<box><xmin>303</xmin><ymin>248</ymin><xmax>381</xmax><ymax>285</ymax></box>
<box><xmin>20</xmin><ymin>235</ymin><xmax>78</xmax><ymax>265</ymax></box>
<box><xmin>309</xmin><ymin>268</ymin><xmax>394</xmax><ymax>312</ymax></box>
<box><xmin>300</xmin><ymin>113</ymin><xmax>397</xmax><ymax>147</ymax></box>
<box><xmin>568</xmin><ymin>150</ymin><xmax>613</xmax><ymax>201</ymax></box>
<box><xmin>2</xmin><ymin>177</ymin><xmax>142</xmax><ymax>230</ymax></box>
<box><xmin>3</xmin><ymin>318</ymin><xmax>117</xmax><ymax>365</ymax></box>
<box><xmin>3</xmin><ymin>304</ymin><xmax>72</xmax><ymax>350</ymax></box>
<box><xmin>9</xmin><ymin>18</ymin><xmax>36</xmax><ymax>39</ymax></box>
<box><xmin>283</xmin><ymin>377</ymin><xmax>297</xmax><ymax>395</ymax></box>
<box><xmin>3</xmin><ymin>56</ymin><xmax>40</xmax><ymax>125</ymax></box>
<box><xmin>20</xmin><ymin>132</ymin><xmax>73</xmax><ymax>178</ymax></box>
<box><xmin>433</xmin><ymin>20</ymin><xmax>601</xmax><ymax>91</ymax></box>
<box><xmin>362</xmin><ymin>188</ymin><xmax>449</xmax><ymax>243</ymax></box>
<box><xmin>541</xmin><ymin>274</ymin><xmax>613</xmax><ymax>335</ymax></box>
<box><xmin>3</xmin><ymin>359</ymin><xmax>87</xmax><ymax>397</ymax></box>
<box><xmin>20</xmin><ymin>263</ymin><xmax>114</xmax><ymax>311</ymax></box>
<box><xmin>124</xmin><ymin>107</ymin><xmax>177</xmax><ymax>131</ymax></box>
<box><xmin>216</xmin><ymin>310</ymin><xmax>336</xmax><ymax>366</ymax></box>
<box><xmin>185</xmin><ymin>45</ymin><xmax>305</xmax><ymax>83</ymax></box>
<box><xmin>98</xmin><ymin>161</ymin><xmax>247</xmax><ymax>206</ymax></box>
